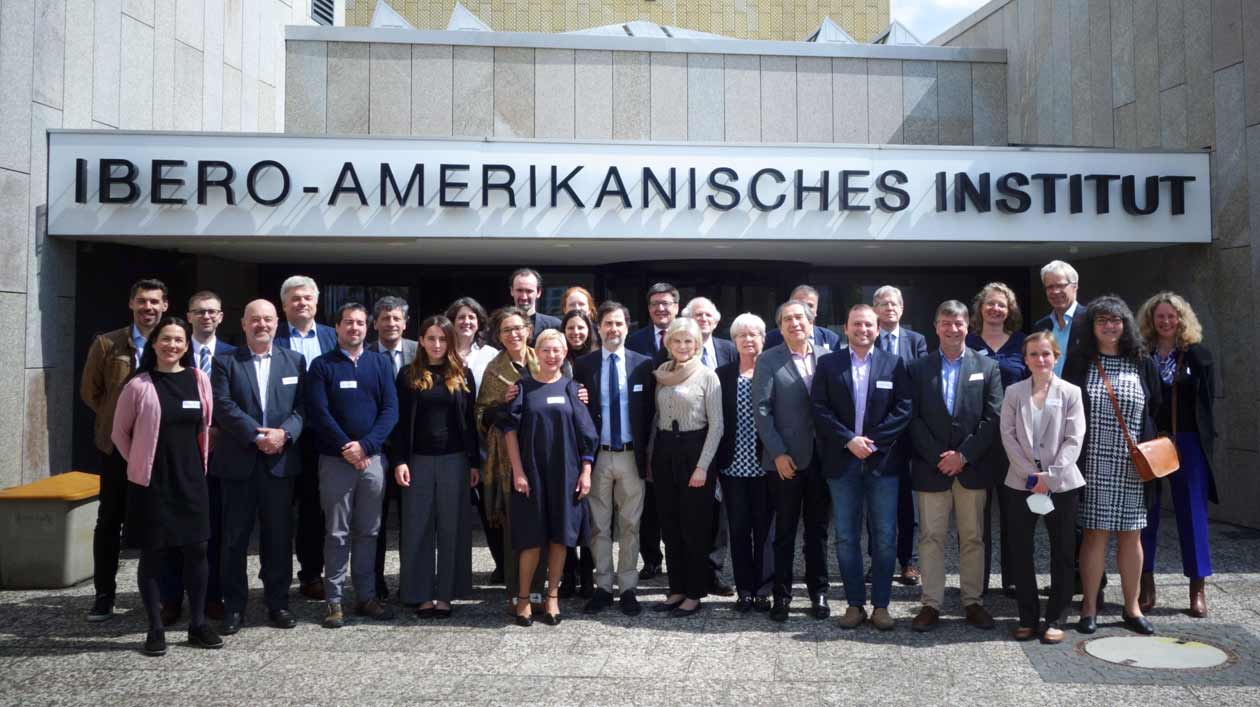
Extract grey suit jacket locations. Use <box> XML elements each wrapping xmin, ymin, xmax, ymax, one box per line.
<box><xmin>998</xmin><ymin>375</ymin><xmax>1086</xmax><ymax>493</ymax></box>
<box><xmin>752</xmin><ymin>342</ymin><xmax>832</xmax><ymax>470</ymax></box>
<box><xmin>369</xmin><ymin>338</ymin><xmax>418</xmax><ymax>372</ymax></box>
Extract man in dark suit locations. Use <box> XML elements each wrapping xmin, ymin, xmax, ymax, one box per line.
<box><xmin>1033</xmin><ymin>260</ymin><xmax>1088</xmax><ymax>376</ymax></box>
<box><xmin>753</xmin><ymin>299</ymin><xmax>834</xmax><ymax>620</ymax></box>
<box><xmin>367</xmin><ymin>296</ymin><xmax>418</xmax><ymax>600</ymax></box>
<box><xmin>213</xmin><ymin>299</ymin><xmax>307</xmax><ymax>634</ymax></box>
<box><xmin>573</xmin><ymin>302</ymin><xmax>655</xmax><ymax>616</ymax></box>
<box><xmin>625</xmin><ymin>282</ymin><xmax>678</xmax><ymax>580</ymax></box>
<box><xmin>272</xmin><ymin>275</ymin><xmax>338</xmax><ymax>601</ymax></box>
<box><xmin>509</xmin><ymin>268</ymin><xmax>561</xmax><ymax>343</ymax></box>
<box><xmin>873</xmin><ymin>285</ymin><xmax>929</xmax><ymax>586</ymax></box>
<box><xmin>812</xmin><ymin>304</ymin><xmax>913</xmax><ymax>630</ymax></box>
<box><xmin>158</xmin><ymin>290</ymin><xmax>238</xmax><ymax>625</ymax></box>
<box><xmin>907</xmin><ymin>300</ymin><xmax>1004</xmax><ymax>632</ymax></box>
<box><xmin>764</xmin><ymin>285</ymin><xmax>841</xmax><ymax>350</ymax></box>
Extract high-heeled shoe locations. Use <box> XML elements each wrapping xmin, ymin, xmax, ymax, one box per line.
<box><xmin>1122</xmin><ymin>612</ymin><xmax>1155</xmax><ymax>635</ymax></box>
<box><xmin>542</xmin><ymin>592</ymin><xmax>562</xmax><ymax>626</ymax></box>
<box><xmin>1076</xmin><ymin>615</ymin><xmax>1097</xmax><ymax>634</ymax></box>
<box><xmin>514</xmin><ymin>596</ymin><xmax>533</xmax><ymax>627</ymax></box>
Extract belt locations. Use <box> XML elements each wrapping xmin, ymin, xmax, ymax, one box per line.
<box><xmin>600</xmin><ymin>443</ymin><xmax>634</xmax><ymax>452</ymax></box>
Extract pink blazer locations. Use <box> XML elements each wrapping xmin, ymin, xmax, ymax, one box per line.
<box><xmin>998</xmin><ymin>375</ymin><xmax>1086</xmax><ymax>493</ymax></box>
<box><xmin>110</xmin><ymin>368</ymin><xmax>213</xmax><ymax>487</ymax></box>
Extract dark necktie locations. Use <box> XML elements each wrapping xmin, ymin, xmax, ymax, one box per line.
<box><xmin>881</xmin><ymin>333</ymin><xmax>893</xmax><ymax>354</ymax></box>
<box><xmin>701</xmin><ymin>347</ymin><xmax>710</xmax><ymax>367</ymax></box>
<box><xmin>657</xmin><ymin>329</ymin><xmax>665</xmax><ymax>351</ymax></box>
<box><xmin>608</xmin><ymin>354</ymin><xmax>623</xmax><ymax>451</ymax></box>
<box><xmin>199</xmin><ymin>346</ymin><xmax>211</xmax><ymax>374</ymax></box>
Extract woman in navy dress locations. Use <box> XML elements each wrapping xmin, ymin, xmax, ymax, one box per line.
<box><xmin>967</xmin><ymin>282</ymin><xmax>1028</xmax><ymax>597</ymax></box>
<box><xmin>501</xmin><ymin>329</ymin><xmax>598</xmax><ymax>626</ymax></box>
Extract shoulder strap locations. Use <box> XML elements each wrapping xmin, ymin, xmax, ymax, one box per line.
<box><xmin>1095</xmin><ymin>357</ymin><xmax>1141</xmax><ymax>457</ymax></box>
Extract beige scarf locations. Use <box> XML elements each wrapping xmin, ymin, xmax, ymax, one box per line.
<box><xmin>653</xmin><ymin>355</ymin><xmax>703</xmax><ymax>388</ymax></box>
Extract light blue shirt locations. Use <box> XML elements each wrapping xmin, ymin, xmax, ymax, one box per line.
<box><xmin>1050</xmin><ymin>301</ymin><xmax>1079</xmax><ymax>376</ymax></box>
<box><xmin>941</xmin><ymin>351</ymin><xmax>963</xmax><ymax>415</ymax></box>
<box><xmin>288</xmin><ymin>324</ymin><xmax>322</xmax><ymax>370</ymax></box>
<box><xmin>600</xmin><ymin>348</ymin><xmax>633</xmax><ymax>446</ymax></box>
<box><xmin>130</xmin><ymin>325</ymin><xmax>147</xmax><ymax>368</ymax></box>
<box><xmin>849</xmin><ymin>348</ymin><xmax>872</xmax><ymax>436</ymax></box>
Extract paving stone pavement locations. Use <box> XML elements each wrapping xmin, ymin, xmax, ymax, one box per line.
<box><xmin>2</xmin><ymin>510</ymin><xmax>1259</xmax><ymax>706</ymax></box>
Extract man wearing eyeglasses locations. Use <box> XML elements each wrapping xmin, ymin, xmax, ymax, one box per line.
<box><xmin>1034</xmin><ymin>260</ymin><xmax>1088</xmax><ymax>376</ymax></box>
<box><xmin>157</xmin><ymin>291</ymin><xmax>237</xmax><ymax>627</ymax></box>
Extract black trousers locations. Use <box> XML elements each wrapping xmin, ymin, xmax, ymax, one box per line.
<box><xmin>563</xmin><ymin>545</ymin><xmax>594</xmax><ymax>581</ymax></box>
<box><xmin>92</xmin><ymin>450</ymin><xmax>129</xmax><ymax>599</ymax></box>
<box><xmin>653</xmin><ymin>429</ymin><xmax>715</xmax><ymax>600</ymax></box>
<box><xmin>766</xmin><ymin>458</ymin><xmax>830</xmax><ymax>599</ymax></box>
<box><xmin>374</xmin><ymin>464</ymin><xmax>401</xmax><ymax>591</ymax></box>
<box><xmin>1003</xmin><ymin>485</ymin><xmax>1081</xmax><ymax>628</ymax></box>
<box><xmin>471</xmin><ymin>486</ymin><xmax>505</xmax><ymax>576</ymax></box>
<box><xmin>221</xmin><ymin>469</ymin><xmax>296</xmax><ymax>613</ymax></box>
<box><xmin>294</xmin><ymin>435</ymin><xmax>324</xmax><ymax>584</ymax></box>
<box><xmin>983</xmin><ymin>448</ymin><xmax>1013</xmax><ymax>592</ymax></box>
<box><xmin>159</xmin><ymin>475</ymin><xmax>224</xmax><ymax>606</ymax></box>
<box><xmin>720</xmin><ymin>475</ymin><xmax>772</xmax><ymax>595</ymax></box>
<box><xmin>639</xmin><ymin>480</ymin><xmax>664</xmax><ymax>567</ymax></box>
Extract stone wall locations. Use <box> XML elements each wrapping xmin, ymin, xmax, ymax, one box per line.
<box><xmin>0</xmin><ymin>0</ymin><xmax>312</xmax><ymax>489</ymax></box>
<box><xmin>939</xmin><ymin>0</ymin><xmax>1260</xmax><ymax>528</ymax></box>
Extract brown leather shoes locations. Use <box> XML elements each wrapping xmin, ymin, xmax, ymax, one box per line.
<box><xmin>870</xmin><ymin>608</ymin><xmax>895</xmax><ymax>631</ymax></box>
<box><xmin>836</xmin><ymin>606</ymin><xmax>867</xmax><ymax>629</ymax></box>
<box><xmin>898</xmin><ymin>564</ymin><xmax>921</xmax><ymax>586</ymax></box>
<box><xmin>1189</xmin><ymin>578</ymin><xmax>1208</xmax><ymax>618</ymax></box>
<box><xmin>1013</xmin><ymin>626</ymin><xmax>1036</xmax><ymax>641</ymax></box>
<box><xmin>300</xmin><ymin>579</ymin><xmax>326</xmax><ymax>600</ymax></box>
<box><xmin>965</xmin><ymin>604</ymin><xmax>995</xmax><ymax>630</ymax></box>
<box><xmin>1138</xmin><ymin>572</ymin><xmax>1156</xmax><ymax>612</ymax></box>
<box><xmin>911</xmin><ymin>606</ymin><xmax>940</xmax><ymax>632</ymax></box>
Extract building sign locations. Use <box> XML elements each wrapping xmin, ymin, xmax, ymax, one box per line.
<box><xmin>47</xmin><ymin>131</ymin><xmax>1210</xmax><ymax>243</ymax></box>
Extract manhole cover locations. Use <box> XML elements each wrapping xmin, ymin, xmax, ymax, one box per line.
<box><xmin>1084</xmin><ymin>636</ymin><xmax>1230</xmax><ymax>669</ymax></box>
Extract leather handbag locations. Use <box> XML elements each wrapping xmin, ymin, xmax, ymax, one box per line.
<box><xmin>1095</xmin><ymin>358</ymin><xmax>1179</xmax><ymax>482</ymax></box>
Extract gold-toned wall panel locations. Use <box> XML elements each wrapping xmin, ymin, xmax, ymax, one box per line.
<box><xmin>345</xmin><ymin>0</ymin><xmax>889</xmax><ymax>42</ymax></box>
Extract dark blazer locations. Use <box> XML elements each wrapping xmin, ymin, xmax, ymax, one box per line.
<box><xmin>626</xmin><ymin>324</ymin><xmax>665</xmax><ymax>358</ymax></box>
<box><xmin>1034</xmin><ymin>300</ymin><xmax>1090</xmax><ymax>371</ymax></box>
<box><xmin>573</xmin><ymin>347</ymin><xmax>655</xmax><ymax>474</ymax></box>
<box><xmin>648</xmin><ymin>335</ymin><xmax>738</xmax><ymax>368</ymax></box>
<box><xmin>752</xmin><ymin>342</ymin><xmax>831</xmax><ymax>470</ymax></box>
<box><xmin>1063</xmin><ymin>352</ymin><xmax>1162</xmax><ymax>473</ymax></box>
<box><xmin>273</xmin><ymin>322</ymin><xmax>337</xmax><ymax>361</ymax></box>
<box><xmin>877</xmin><ymin>326</ymin><xmax>928</xmax><ymax>363</ymax></box>
<box><xmin>714</xmin><ymin>361</ymin><xmax>763</xmax><ymax>472</ymax></box>
<box><xmin>368</xmin><ymin>338</ymin><xmax>418</xmax><ymax>369</ymax></box>
<box><xmin>212</xmin><ymin>340</ymin><xmax>237</xmax><ymax>357</ymax></box>
<box><xmin>1164</xmin><ymin>343</ymin><xmax>1218</xmax><ymax>503</ymax></box>
<box><xmin>907</xmin><ymin>348</ymin><xmax>1004</xmax><ymax>491</ymax></box>
<box><xmin>529</xmin><ymin>312</ymin><xmax>562</xmax><ymax>342</ymax></box>
<box><xmin>765</xmin><ymin>325</ymin><xmax>841</xmax><ymax>351</ymax></box>
<box><xmin>811</xmin><ymin>348</ymin><xmax>913</xmax><ymax>478</ymax></box>
<box><xmin>210</xmin><ymin>346</ymin><xmax>307</xmax><ymax>480</ymax></box>
<box><xmin>388</xmin><ymin>368</ymin><xmax>480</xmax><ymax>471</ymax></box>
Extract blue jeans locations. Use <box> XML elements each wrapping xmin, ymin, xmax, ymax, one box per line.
<box><xmin>829</xmin><ymin>471</ymin><xmax>899</xmax><ymax>608</ymax></box>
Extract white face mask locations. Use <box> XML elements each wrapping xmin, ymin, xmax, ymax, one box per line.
<box><xmin>1026</xmin><ymin>492</ymin><xmax>1055</xmax><ymax>516</ymax></box>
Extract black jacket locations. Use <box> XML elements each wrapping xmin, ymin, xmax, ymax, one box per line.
<box><xmin>1156</xmin><ymin>343</ymin><xmax>1218</xmax><ymax>503</ymax></box>
<box><xmin>714</xmin><ymin>361</ymin><xmax>763</xmax><ymax>472</ymax></box>
<box><xmin>388</xmin><ymin>368</ymin><xmax>480</xmax><ymax>471</ymax></box>
<box><xmin>572</xmin><ymin>348</ymin><xmax>656</xmax><ymax>475</ymax></box>
<box><xmin>907</xmin><ymin>349</ymin><xmax>1005</xmax><ymax>492</ymax></box>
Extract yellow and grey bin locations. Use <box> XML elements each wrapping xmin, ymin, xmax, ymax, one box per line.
<box><xmin>0</xmin><ymin>471</ymin><xmax>100</xmax><ymax>589</ymax></box>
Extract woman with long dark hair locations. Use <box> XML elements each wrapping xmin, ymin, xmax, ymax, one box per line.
<box><xmin>111</xmin><ymin>316</ymin><xmax>219</xmax><ymax>656</ymax></box>
<box><xmin>390</xmin><ymin>315</ymin><xmax>480</xmax><ymax>619</ymax></box>
<box><xmin>1064</xmin><ymin>295</ymin><xmax>1161</xmax><ymax>635</ymax></box>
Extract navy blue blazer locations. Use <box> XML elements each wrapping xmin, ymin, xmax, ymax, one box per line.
<box><xmin>273</xmin><ymin>322</ymin><xmax>337</xmax><ymax>363</ymax></box>
<box><xmin>1034</xmin><ymin>300</ymin><xmax>1090</xmax><ymax>371</ymax></box>
<box><xmin>878</xmin><ymin>327</ymin><xmax>928</xmax><ymax>363</ymax></box>
<box><xmin>573</xmin><ymin>348</ymin><xmax>655</xmax><ymax>475</ymax></box>
<box><xmin>765</xmin><ymin>325</ymin><xmax>841</xmax><ymax>351</ymax></box>
<box><xmin>811</xmin><ymin>348</ymin><xmax>913</xmax><ymax>478</ymax></box>
<box><xmin>212</xmin><ymin>340</ymin><xmax>237</xmax><ymax>357</ymax></box>
<box><xmin>907</xmin><ymin>349</ymin><xmax>1004</xmax><ymax>492</ymax></box>
<box><xmin>626</xmin><ymin>325</ymin><xmax>664</xmax><ymax>358</ymax></box>
<box><xmin>210</xmin><ymin>346</ymin><xmax>307</xmax><ymax>480</ymax></box>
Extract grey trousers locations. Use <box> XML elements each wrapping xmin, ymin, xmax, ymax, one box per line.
<box><xmin>589</xmin><ymin>449</ymin><xmax>644</xmax><ymax>593</ymax></box>
<box><xmin>319</xmin><ymin>454</ymin><xmax>385</xmax><ymax>605</ymax></box>
<box><xmin>398</xmin><ymin>453</ymin><xmax>473</xmax><ymax>605</ymax></box>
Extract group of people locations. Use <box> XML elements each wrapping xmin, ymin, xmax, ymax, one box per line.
<box><xmin>80</xmin><ymin>263</ymin><xmax>1218</xmax><ymax>655</ymax></box>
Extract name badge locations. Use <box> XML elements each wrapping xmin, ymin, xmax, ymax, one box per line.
<box><xmin>968</xmin><ymin>372</ymin><xmax>985</xmax><ymax>382</ymax></box>
<box><xmin>546</xmin><ymin>396</ymin><xmax>566</xmax><ymax>404</ymax></box>
<box><xmin>1046</xmin><ymin>398</ymin><xmax>1063</xmax><ymax>408</ymax></box>
<box><xmin>339</xmin><ymin>380</ymin><xmax>358</xmax><ymax>389</ymax></box>
<box><xmin>282</xmin><ymin>376</ymin><xmax>298</xmax><ymax>385</ymax></box>
<box><xmin>182</xmin><ymin>400</ymin><xmax>201</xmax><ymax>409</ymax></box>
<box><xmin>875</xmin><ymin>380</ymin><xmax>893</xmax><ymax>390</ymax></box>
<box><xmin>633</xmin><ymin>384</ymin><xmax>644</xmax><ymax>393</ymax></box>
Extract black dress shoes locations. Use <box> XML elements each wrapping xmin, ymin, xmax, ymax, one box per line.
<box><xmin>143</xmin><ymin>629</ymin><xmax>167</xmax><ymax>657</ymax></box>
<box><xmin>620</xmin><ymin>590</ymin><xmax>642</xmax><ymax>617</ymax></box>
<box><xmin>1076</xmin><ymin>615</ymin><xmax>1097</xmax><ymax>634</ymax></box>
<box><xmin>671</xmin><ymin>601</ymin><xmax>702</xmax><ymax>618</ymax></box>
<box><xmin>811</xmin><ymin>594</ymin><xmax>830</xmax><ymax>620</ymax></box>
<box><xmin>269</xmin><ymin>609</ymin><xmax>297</xmax><ymax>629</ymax></box>
<box><xmin>753</xmin><ymin>596</ymin><xmax>772</xmax><ymax>612</ymax></box>
<box><xmin>1122</xmin><ymin>612</ymin><xmax>1155</xmax><ymax>635</ymax></box>
<box><xmin>734</xmin><ymin>594</ymin><xmax>754</xmax><ymax>613</ymax></box>
<box><xmin>769</xmin><ymin>598</ymin><xmax>790</xmax><ymax>622</ymax></box>
<box><xmin>653</xmin><ymin>598</ymin><xmax>684</xmax><ymax>613</ymax></box>
<box><xmin>220</xmin><ymin>612</ymin><xmax>243</xmax><ymax>635</ymax></box>
<box><xmin>638</xmin><ymin>563</ymin><xmax>661</xmax><ymax>581</ymax></box>
<box><xmin>188</xmin><ymin>623</ymin><xmax>225</xmax><ymax>649</ymax></box>
<box><xmin>584</xmin><ymin>588</ymin><xmax>614</xmax><ymax>614</ymax></box>
<box><xmin>160</xmin><ymin>601</ymin><xmax>183</xmax><ymax>627</ymax></box>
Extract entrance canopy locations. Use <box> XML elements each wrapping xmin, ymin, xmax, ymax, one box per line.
<box><xmin>47</xmin><ymin>130</ymin><xmax>1210</xmax><ymax>265</ymax></box>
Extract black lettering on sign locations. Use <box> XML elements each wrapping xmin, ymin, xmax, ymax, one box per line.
<box><xmin>99</xmin><ymin>159</ymin><xmax>140</xmax><ymax>204</ymax></box>
<box><xmin>197</xmin><ymin>161</ymin><xmax>236</xmax><ymax>205</ymax></box>
<box><xmin>381</xmin><ymin>163</ymin><xmax>424</xmax><ymax>207</ymax></box>
<box><xmin>247</xmin><ymin>160</ymin><xmax>290</xmax><ymax>206</ymax></box>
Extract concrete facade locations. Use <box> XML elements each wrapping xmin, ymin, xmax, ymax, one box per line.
<box><xmin>937</xmin><ymin>0</ymin><xmax>1260</xmax><ymax>529</ymax></box>
<box><xmin>0</xmin><ymin>0</ymin><xmax>313</xmax><ymax>491</ymax></box>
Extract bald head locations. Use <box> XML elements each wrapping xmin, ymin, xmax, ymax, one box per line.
<box><xmin>242</xmin><ymin>299</ymin><xmax>279</xmax><ymax>353</ymax></box>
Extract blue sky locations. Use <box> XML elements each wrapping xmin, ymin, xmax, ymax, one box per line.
<box><xmin>891</xmin><ymin>0</ymin><xmax>991</xmax><ymax>43</ymax></box>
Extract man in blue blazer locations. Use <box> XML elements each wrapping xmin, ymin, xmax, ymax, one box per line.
<box><xmin>272</xmin><ymin>276</ymin><xmax>337</xmax><ymax>601</ymax></box>
<box><xmin>873</xmin><ymin>285</ymin><xmax>928</xmax><ymax>586</ymax></box>
<box><xmin>812</xmin><ymin>304</ymin><xmax>912</xmax><ymax>630</ymax></box>
<box><xmin>764</xmin><ymin>285</ymin><xmax>841</xmax><ymax>351</ymax></box>
<box><xmin>212</xmin><ymin>299</ymin><xmax>307</xmax><ymax>634</ymax></box>
<box><xmin>573</xmin><ymin>302</ymin><xmax>656</xmax><ymax>616</ymax></box>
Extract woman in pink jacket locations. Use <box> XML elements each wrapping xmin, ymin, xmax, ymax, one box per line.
<box><xmin>111</xmin><ymin>316</ymin><xmax>216</xmax><ymax>657</ymax></box>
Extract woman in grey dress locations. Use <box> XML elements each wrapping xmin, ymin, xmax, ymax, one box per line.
<box><xmin>1063</xmin><ymin>295</ymin><xmax>1162</xmax><ymax>635</ymax></box>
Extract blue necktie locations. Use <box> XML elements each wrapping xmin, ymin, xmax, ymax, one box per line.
<box><xmin>608</xmin><ymin>354</ymin><xmax>623</xmax><ymax>451</ymax></box>
<box><xmin>199</xmin><ymin>346</ymin><xmax>211</xmax><ymax>374</ymax></box>
<box><xmin>882</xmin><ymin>333</ymin><xmax>893</xmax><ymax>354</ymax></box>
<box><xmin>701</xmin><ymin>347</ymin><xmax>710</xmax><ymax>367</ymax></box>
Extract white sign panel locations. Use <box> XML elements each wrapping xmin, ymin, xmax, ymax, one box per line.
<box><xmin>46</xmin><ymin>131</ymin><xmax>1211</xmax><ymax>243</ymax></box>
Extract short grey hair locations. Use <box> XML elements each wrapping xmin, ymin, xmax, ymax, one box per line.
<box><xmin>1040</xmin><ymin>259</ymin><xmax>1079</xmax><ymax>285</ymax></box>
<box><xmin>729</xmin><ymin>312</ymin><xmax>767</xmax><ymax>338</ymax></box>
<box><xmin>664</xmin><ymin>316</ymin><xmax>702</xmax><ymax>348</ymax></box>
<box><xmin>372</xmin><ymin>295</ymin><xmax>409</xmax><ymax>321</ymax></box>
<box><xmin>872</xmin><ymin>285</ymin><xmax>903</xmax><ymax>306</ymax></box>
<box><xmin>681</xmin><ymin>296</ymin><xmax>720</xmax><ymax>323</ymax></box>
<box><xmin>789</xmin><ymin>284</ymin><xmax>820</xmax><ymax>300</ymax></box>
<box><xmin>935</xmin><ymin>299</ymin><xmax>970</xmax><ymax>322</ymax></box>
<box><xmin>775</xmin><ymin>299</ymin><xmax>817</xmax><ymax>325</ymax></box>
<box><xmin>280</xmin><ymin>275</ymin><xmax>319</xmax><ymax>302</ymax></box>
